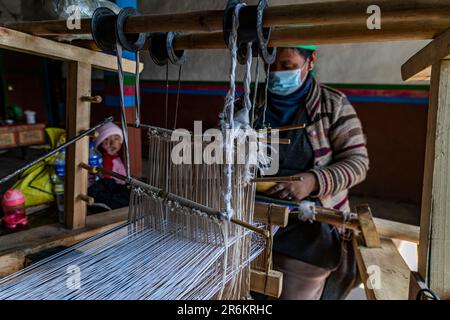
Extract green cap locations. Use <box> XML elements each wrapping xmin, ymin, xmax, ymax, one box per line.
<box><xmin>285</xmin><ymin>45</ymin><xmax>317</xmax><ymax>51</ymax></box>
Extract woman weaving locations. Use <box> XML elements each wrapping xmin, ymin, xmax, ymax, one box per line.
<box><xmin>253</xmin><ymin>45</ymin><xmax>370</xmax><ymax>300</ymax></box>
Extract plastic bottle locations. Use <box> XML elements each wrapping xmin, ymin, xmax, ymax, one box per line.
<box><xmin>88</xmin><ymin>141</ymin><xmax>103</xmax><ymax>185</ymax></box>
<box><xmin>2</xmin><ymin>189</ymin><xmax>28</xmax><ymax>230</ymax></box>
<box><xmin>53</xmin><ymin>149</ymin><xmax>66</xmax><ymax>222</ymax></box>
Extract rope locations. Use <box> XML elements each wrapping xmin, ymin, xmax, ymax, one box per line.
<box><xmin>263</xmin><ymin>204</ymin><xmax>273</xmax><ymax>295</ymax></box>
<box><xmin>262</xmin><ymin>63</ymin><xmax>271</xmax><ymax>128</ymax></box>
<box><xmin>251</xmin><ymin>54</ymin><xmax>260</xmax><ymax>128</ymax></box>
<box><xmin>221</xmin><ymin>2</ymin><xmax>247</xmax><ymax>220</ymax></box>
<box><xmin>116</xmin><ymin>43</ymin><xmax>131</xmax><ymax>178</ymax></box>
<box><xmin>173</xmin><ymin>65</ymin><xmax>183</xmax><ymax>129</ymax></box>
<box><xmin>165</xmin><ymin>64</ymin><xmax>170</xmax><ymax>128</ymax></box>
<box><xmin>134</xmin><ymin>52</ymin><xmax>141</xmax><ymax>128</ymax></box>
<box><xmin>416</xmin><ymin>288</ymin><xmax>440</xmax><ymax>300</ymax></box>
<box><xmin>242</xmin><ymin>42</ymin><xmax>253</xmax><ymax>127</ymax></box>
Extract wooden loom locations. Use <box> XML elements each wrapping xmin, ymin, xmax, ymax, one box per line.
<box><xmin>0</xmin><ymin>0</ymin><xmax>448</xmax><ymax>300</ymax></box>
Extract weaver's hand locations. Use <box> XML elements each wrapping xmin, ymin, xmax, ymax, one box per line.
<box><xmin>267</xmin><ymin>173</ymin><xmax>319</xmax><ymax>201</ymax></box>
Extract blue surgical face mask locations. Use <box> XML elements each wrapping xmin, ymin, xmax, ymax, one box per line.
<box><xmin>268</xmin><ymin>63</ymin><xmax>308</xmax><ymax>96</ymax></box>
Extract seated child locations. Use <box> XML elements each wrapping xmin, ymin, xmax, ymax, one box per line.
<box><xmin>95</xmin><ymin>122</ymin><xmax>126</xmax><ymax>184</ymax></box>
<box><xmin>88</xmin><ymin>123</ymin><xmax>130</xmax><ymax>211</ymax></box>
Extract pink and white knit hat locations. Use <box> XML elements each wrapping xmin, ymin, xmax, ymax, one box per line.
<box><xmin>95</xmin><ymin>122</ymin><xmax>124</xmax><ymax>149</ymax></box>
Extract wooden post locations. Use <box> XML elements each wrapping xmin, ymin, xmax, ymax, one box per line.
<box><xmin>65</xmin><ymin>61</ymin><xmax>92</xmax><ymax>230</ymax></box>
<box><xmin>356</xmin><ymin>204</ymin><xmax>381</xmax><ymax>248</ymax></box>
<box><xmin>418</xmin><ymin>59</ymin><xmax>450</xmax><ymax>299</ymax></box>
<box><xmin>409</xmin><ymin>271</ymin><xmax>430</xmax><ymax>300</ymax></box>
<box><xmin>353</xmin><ymin>236</ymin><xmax>411</xmax><ymax>300</ymax></box>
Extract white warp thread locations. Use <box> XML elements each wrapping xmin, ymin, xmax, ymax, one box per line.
<box><xmin>297</xmin><ymin>200</ymin><xmax>316</xmax><ymax>221</ymax></box>
<box><xmin>221</xmin><ymin>2</ymin><xmax>247</xmax><ymax>220</ymax></box>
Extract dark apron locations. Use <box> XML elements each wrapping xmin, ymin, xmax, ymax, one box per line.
<box><xmin>254</xmin><ymin>87</ymin><xmax>358</xmax><ymax>299</ymax></box>
<box><xmin>260</xmin><ymin>106</ymin><xmax>343</xmax><ymax>271</ymax></box>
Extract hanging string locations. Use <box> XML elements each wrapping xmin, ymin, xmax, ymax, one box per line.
<box><xmin>173</xmin><ymin>65</ymin><xmax>183</xmax><ymax>129</ymax></box>
<box><xmin>116</xmin><ymin>43</ymin><xmax>131</xmax><ymax>178</ymax></box>
<box><xmin>242</xmin><ymin>42</ymin><xmax>254</xmax><ymax>183</ymax></box>
<box><xmin>262</xmin><ymin>63</ymin><xmax>271</xmax><ymax>128</ymax></box>
<box><xmin>165</xmin><ymin>64</ymin><xmax>170</xmax><ymax>128</ymax></box>
<box><xmin>251</xmin><ymin>54</ymin><xmax>260</xmax><ymax>128</ymax></box>
<box><xmin>242</xmin><ymin>42</ymin><xmax>253</xmax><ymax>127</ymax></box>
<box><xmin>134</xmin><ymin>52</ymin><xmax>141</xmax><ymax>128</ymax></box>
<box><xmin>218</xmin><ymin>3</ymin><xmax>247</xmax><ymax>297</ymax></box>
<box><xmin>220</xmin><ymin>2</ymin><xmax>247</xmax><ymax>220</ymax></box>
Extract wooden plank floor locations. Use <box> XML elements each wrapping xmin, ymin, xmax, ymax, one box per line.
<box><xmin>354</xmin><ymin>236</ymin><xmax>411</xmax><ymax>300</ymax></box>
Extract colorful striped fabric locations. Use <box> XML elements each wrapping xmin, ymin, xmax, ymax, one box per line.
<box><xmin>303</xmin><ymin>78</ymin><xmax>370</xmax><ymax>212</ymax></box>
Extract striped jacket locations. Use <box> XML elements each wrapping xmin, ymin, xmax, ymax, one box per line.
<box><xmin>303</xmin><ymin>77</ymin><xmax>369</xmax><ymax>212</ymax></box>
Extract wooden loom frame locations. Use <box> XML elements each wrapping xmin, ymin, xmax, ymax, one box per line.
<box><xmin>0</xmin><ymin>27</ymin><xmax>143</xmax><ymax>231</ymax></box>
<box><xmin>0</xmin><ymin>0</ymin><xmax>448</xmax><ymax>300</ymax></box>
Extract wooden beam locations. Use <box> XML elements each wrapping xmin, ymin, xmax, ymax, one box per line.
<box><xmin>402</xmin><ymin>67</ymin><xmax>433</xmax><ymax>82</ymax></box>
<box><xmin>4</xmin><ymin>0</ymin><xmax>450</xmax><ymax>36</ymax></box>
<box><xmin>357</xmin><ymin>204</ymin><xmax>381</xmax><ymax>248</ymax></box>
<box><xmin>173</xmin><ymin>20</ymin><xmax>450</xmax><ymax>50</ymax></box>
<box><xmin>0</xmin><ymin>27</ymin><xmax>141</xmax><ymax>73</ymax></box>
<box><xmin>402</xmin><ymin>28</ymin><xmax>450</xmax><ymax>81</ymax></box>
<box><xmin>250</xmin><ymin>269</ymin><xmax>283</xmax><ymax>298</ymax></box>
<box><xmin>254</xmin><ymin>202</ymin><xmax>289</xmax><ymax>227</ymax></box>
<box><xmin>373</xmin><ymin>218</ymin><xmax>420</xmax><ymax>244</ymax></box>
<box><xmin>3</xmin><ymin>19</ymin><xmax>93</xmax><ymax>37</ymax></box>
<box><xmin>64</xmin><ymin>61</ymin><xmax>92</xmax><ymax>230</ymax></box>
<box><xmin>73</xmin><ymin>18</ymin><xmax>450</xmax><ymax>52</ymax></box>
<box><xmin>418</xmin><ymin>59</ymin><xmax>450</xmax><ymax>299</ymax></box>
<box><xmin>353</xmin><ymin>236</ymin><xmax>411</xmax><ymax>300</ymax></box>
<box><xmin>313</xmin><ymin>209</ymin><xmax>361</xmax><ymax>231</ymax></box>
<box><xmin>418</xmin><ymin>62</ymin><xmax>441</xmax><ymax>280</ymax></box>
<box><xmin>255</xmin><ymin>202</ymin><xmax>419</xmax><ymax>243</ymax></box>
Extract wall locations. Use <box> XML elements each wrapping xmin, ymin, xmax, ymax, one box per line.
<box><xmin>0</xmin><ymin>51</ymin><xmax>50</xmax><ymax>125</ymax></box>
<box><xmin>337</xmin><ymin>85</ymin><xmax>428</xmax><ymax>205</ymax></box>
<box><xmin>0</xmin><ymin>1</ymin><xmax>21</xmax><ymax>22</ymax></box>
